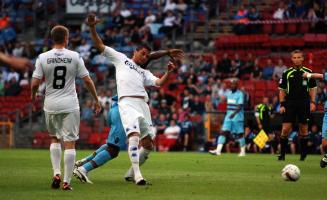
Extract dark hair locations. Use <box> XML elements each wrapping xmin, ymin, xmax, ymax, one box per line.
<box><xmin>135</xmin><ymin>42</ymin><xmax>151</xmax><ymax>52</ymax></box>
<box><xmin>51</xmin><ymin>25</ymin><xmax>69</xmax><ymax>44</ymax></box>
<box><xmin>291</xmin><ymin>49</ymin><xmax>304</xmax><ymax>57</ymax></box>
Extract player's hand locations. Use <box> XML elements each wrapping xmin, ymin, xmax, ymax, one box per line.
<box><xmin>94</xmin><ymin>101</ymin><xmax>102</xmax><ymax>115</ymax></box>
<box><xmin>280</xmin><ymin>106</ymin><xmax>286</xmax><ymax>114</ymax></box>
<box><xmin>85</xmin><ymin>13</ymin><xmax>101</xmax><ymax>27</ymax></box>
<box><xmin>168</xmin><ymin>49</ymin><xmax>184</xmax><ymax>61</ymax></box>
<box><xmin>310</xmin><ymin>102</ymin><xmax>316</xmax><ymax>112</ymax></box>
<box><xmin>302</xmin><ymin>72</ymin><xmax>311</xmax><ymax>78</ymax></box>
<box><xmin>167</xmin><ymin>61</ymin><xmax>177</xmax><ymax>73</ymax></box>
<box><xmin>258</xmin><ymin>124</ymin><xmax>263</xmax><ymax>130</ymax></box>
<box><xmin>9</xmin><ymin>56</ymin><xmax>32</xmax><ymax>71</ymax></box>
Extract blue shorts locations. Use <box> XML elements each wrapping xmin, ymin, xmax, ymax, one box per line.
<box><xmin>322</xmin><ymin>113</ymin><xmax>327</xmax><ymax>139</ymax></box>
<box><xmin>221</xmin><ymin>120</ymin><xmax>244</xmax><ymax>134</ymax></box>
<box><xmin>106</xmin><ymin>128</ymin><xmax>126</xmax><ymax>149</ymax></box>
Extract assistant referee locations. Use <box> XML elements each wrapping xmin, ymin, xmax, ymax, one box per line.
<box><xmin>278</xmin><ymin>50</ymin><xmax>317</xmax><ymax>161</ymax></box>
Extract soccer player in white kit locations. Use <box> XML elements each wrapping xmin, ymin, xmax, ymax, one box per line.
<box><xmin>86</xmin><ymin>14</ymin><xmax>181</xmax><ymax>185</ymax></box>
<box><xmin>31</xmin><ymin>25</ymin><xmax>101</xmax><ymax>190</ymax></box>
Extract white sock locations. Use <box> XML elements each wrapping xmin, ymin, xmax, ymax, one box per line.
<box><xmin>128</xmin><ymin>136</ymin><xmax>142</xmax><ymax>181</ymax></box>
<box><xmin>216</xmin><ymin>144</ymin><xmax>223</xmax><ymax>154</ymax></box>
<box><xmin>240</xmin><ymin>146</ymin><xmax>246</xmax><ymax>155</ymax></box>
<box><xmin>50</xmin><ymin>143</ymin><xmax>62</xmax><ymax>176</ymax></box>
<box><xmin>64</xmin><ymin>149</ymin><xmax>76</xmax><ymax>184</ymax></box>
<box><xmin>126</xmin><ymin>147</ymin><xmax>151</xmax><ymax>178</ymax></box>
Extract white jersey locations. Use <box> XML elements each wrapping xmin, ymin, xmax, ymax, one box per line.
<box><xmin>32</xmin><ymin>48</ymin><xmax>89</xmax><ymax>114</ymax></box>
<box><xmin>102</xmin><ymin>46</ymin><xmax>159</xmax><ymax>101</ymax></box>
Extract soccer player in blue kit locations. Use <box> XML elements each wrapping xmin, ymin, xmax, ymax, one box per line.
<box><xmin>73</xmin><ymin>95</ymin><xmax>124</xmax><ymax>183</ymax></box>
<box><xmin>302</xmin><ymin>71</ymin><xmax>327</xmax><ymax>167</ymax></box>
<box><xmin>209</xmin><ymin>79</ymin><xmax>246</xmax><ymax>156</ymax></box>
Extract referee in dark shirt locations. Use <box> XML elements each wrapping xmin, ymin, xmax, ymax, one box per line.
<box><xmin>278</xmin><ymin>50</ymin><xmax>317</xmax><ymax>161</ymax></box>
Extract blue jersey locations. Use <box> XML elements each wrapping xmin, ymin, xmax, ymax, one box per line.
<box><xmin>324</xmin><ymin>73</ymin><xmax>327</xmax><ymax>111</ymax></box>
<box><xmin>107</xmin><ymin>96</ymin><xmax>126</xmax><ymax>148</ymax></box>
<box><xmin>225</xmin><ymin>90</ymin><xmax>244</xmax><ymax>122</ymax></box>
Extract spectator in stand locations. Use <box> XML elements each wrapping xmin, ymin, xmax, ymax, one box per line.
<box><xmin>308</xmin><ymin>124</ymin><xmax>322</xmax><ymax>154</ymax></box>
<box><xmin>241</xmin><ymin>53</ymin><xmax>254</xmax><ymax>79</ymax></box>
<box><xmin>112</xmin><ymin>10</ymin><xmax>124</xmax><ymax>29</ymax></box>
<box><xmin>176</xmin><ymin>0</ymin><xmax>187</xmax><ymax>14</ymax></box>
<box><xmin>272</xmin><ymin>95</ymin><xmax>280</xmax><ymax>113</ymax></box>
<box><xmin>154</xmin><ymin>113</ymin><xmax>169</xmax><ymax>135</ymax></box>
<box><xmin>273</xmin><ymin>2</ymin><xmax>286</xmax><ymax>20</ymax></box>
<box><xmin>159</xmin><ymin>99</ymin><xmax>171</xmax><ymax>115</ymax></box>
<box><xmin>163</xmin><ymin>0</ymin><xmax>176</xmax><ymax>13</ymax></box>
<box><xmin>295</xmin><ymin>0</ymin><xmax>306</xmax><ymax>18</ymax></box>
<box><xmin>98</xmin><ymin>89</ymin><xmax>112</xmax><ymax>107</ymax></box>
<box><xmin>102</xmin><ymin>101</ymin><xmax>110</xmax><ymax>126</ymax></box>
<box><xmin>143</xmin><ymin>10</ymin><xmax>156</xmax><ymax>28</ymax></box>
<box><xmin>12</xmin><ymin>43</ymin><xmax>24</xmax><ymax>57</ymax></box>
<box><xmin>245</xmin><ymin>127</ymin><xmax>257</xmax><ymax>153</ymax></box>
<box><xmin>140</xmin><ymin>26</ymin><xmax>153</xmax><ymax>44</ymax></box>
<box><xmin>205</xmin><ymin>94</ymin><xmax>215</xmax><ymax>112</ymax></box>
<box><xmin>6</xmin><ymin>68</ymin><xmax>20</xmax><ymax>82</ymax></box>
<box><xmin>288</xmin><ymin>130</ymin><xmax>298</xmax><ymax>154</ymax></box>
<box><xmin>5</xmin><ymin>76</ymin><xmax>21</xmax><ymax>96</ymax></box>
<box><xmin>234</xmin><ymin>4</ymin><xmax>249</xmax><ymax>34</ymax></box>
<box><xmin>217</xmin><ymin>53</ymin><xmax>231</xmax><ymax>78</ymax></box>
<box><xmin>76</xmin><ymin>39</ymin><xmax>91</xmax><ymax>61</ymax></box>
<box><xmin>230</xmin><ymin>60</ymin><xmax>240</xmax><ymax>78</ymax></box>
<box><xmin>179</xmin><ymin>113</ymin><xmax>193</xmax><ymax>151</ymax></box>
<box><xmin>159</xmin><ymin>10</ymin><xmax>178</xmax><ymax>35</ymax></box>
<box><xmin>246</xmin><ymin>5</ymin><xmax>261</xmax><ymax>33</ymax></box>
<box><xmin>103</xmin><ymin>29</ymin><xmax>115</xmax><ymax>46</ymax></box>
<box><xmin>273</xmin><ymin>59</ymin><xmax>287</xmax><ymax>81</ymax></box>
<box><xmin>316</xmin><ymin>81</ymin><xmax>327</xmax><ymax>104</ymax></box>
<box><xmin>159</xmin><ymin>120</ymin><xmax>181</xmax><ymax>151</ymax></box>
<box><xmin>262</xmin><ymin>59</ymin><xmax>274</xmax><ymax>80</ymax></box>
<box><xmin>81</xmin><ymin>99</ymin><xmax>95</xmax><ymax>126</ymax></box>
<box><xmin>251</xmin><ymin>58</ymin><xmax>262</xmax><ymax>80</ymax></box>
<box><xmin>70</xmin><ymin>29</ymin><xmax>82</xmax><ymax>49</ymax></box>
<box><xmin>149</xmin><ymin>91</ymin><xmax>160</xmax><ymax>109</ymax></box>
<box><xmin>190</xmin><ymin>95</ymin><xmax>205</xmax><ymax>115</ymax></box>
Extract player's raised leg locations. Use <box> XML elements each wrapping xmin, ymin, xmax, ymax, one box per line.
<box><xmin>75</xmin><ymin>144</ymin><xmax>108</xmax><ymax>167</ymax></box>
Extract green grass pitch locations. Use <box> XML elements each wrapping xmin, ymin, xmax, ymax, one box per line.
<box><xmin>0</xmin><ymin>149</ymin><xmax>326</xmax><ymax>200</ymax></box>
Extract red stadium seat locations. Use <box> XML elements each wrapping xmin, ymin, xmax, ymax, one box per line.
<box><xmin>286</xmin><ymin>23</ymin><xmax>297</xmax><ymax>35</ymax></box>
<box><xmin>274</xmin><ymin>23</ymin><xmax>285</xmax><ymax>34</ymax></box>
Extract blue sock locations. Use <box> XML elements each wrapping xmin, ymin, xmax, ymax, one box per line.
<box><xmin>218</xmin><ymin>135</ymin><xmax>226</xmax><ymax>144</ymax></box>
<box><xmin>84</xmin><ymin>144</ymin><xmax>108</xmax><ymax>162</ymax></box>
<box><xmin>83</xmin><ymin>149</ymin><xmax>112</xmax><ymax>172</ymax></box>
<box><xmin>238</xmin><ymin>137</ymin><xmax>246</xmax><ymax>147</ymax></box>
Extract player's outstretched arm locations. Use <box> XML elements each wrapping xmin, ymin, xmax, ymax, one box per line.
<box><xmin>303</xmin><ymin>72</ymin><xmax>324</xmax><ymax>80</ymax></box>
<box><xmin>0</xmin><ymin>52</ymin><xmax>32</xmax><ymax>71</ymax></box>
<box><xmin>31</xmin><ymin>78</ymin><xmax>41</xmax><ymax>102</ymax></box>
<box><xmin>86</xmin><ymin>13</ymin><xmax>105</xmax><ymax>53</ymax></box>
<box><xmin>155</xmin><ymin>61</ymin><xmax>177</xmax><ymax>86</ymax></box>
<box><xmin>149</xmin><ymin>49</ymin><xmax>184</xmax><ymax>62</ymax></box>
<box><xmin>82</xmin><ymin>76</ymin><xmax>102</xmax><ymax>115</ymax></box>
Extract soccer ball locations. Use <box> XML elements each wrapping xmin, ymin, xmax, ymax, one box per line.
<box><xmin>281</xmin><ymin>164</ymin><xmax>300</xmax><ymax>181</ymax></box>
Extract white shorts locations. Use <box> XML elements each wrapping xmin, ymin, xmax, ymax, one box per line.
<box><xmin>118</xmin><ymin>97</ymin><xmax>155</xmax><ymax>139</ymax></box>
<box><xmin>44</xmin><ymin>110</ymin><xmax>80</xmax><ymax>142</ymax></box>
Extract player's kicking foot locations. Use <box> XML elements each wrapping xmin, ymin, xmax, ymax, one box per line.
<box><xmin>124</xmin><ymin>168</ymin><xmax>134</xmax><ymax>182</ymax></box>
<box><xmin>51</xmin><ymin>174</ymin><xmax>61</xmax><ymax>189</ymax></box>
<box><xmin>278</xmin><ymin>155</ymin><xmax>285</xmax><ymax>161</ymax></box>
<box><xmin>73</xmin><ymin>168</ymin><xmax>93</xmax><ymax>184</ymax></box>
<box><xmin>238</xmin><ymin>152</ymin><xmax>246</xmax><ymax>157</ymax></box>
<box><xmin>62</xmin><ymin>182</ymin><xmax>73</xmax><ymax>190</ymax></box>
<box><xmin>74</xmin><ymin>159</ymin><xmax>87</xmax><ymax>168</ymax></box>
<box><xmin>320</xmin><ymin>154</ymin><xmax>327</xmax><ymax>168</ymax></box>
<box><xmin>135</xmin><ymin>177</ymin><xmax>147</xmax><ymax>186</ymax></box>
<box><xmin>209</xmin><ymin>149</ymin><xmax>221</xmax><ymax>156</ymax></box>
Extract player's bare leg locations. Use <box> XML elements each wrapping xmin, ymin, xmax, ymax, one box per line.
<box><xmin>127</xmin><ymin>132</ymin><xmax>146</xmax><ymax>185</ymax></box>
<box><xmin>62</xmin><ymin>141</ymin><xmax>76</xmax><ymax>190</ymax></box>
<box><xmin>278</xmin><ymin>123</ymin><xmax>292</xmax><ymax>161</ymax></box>
<box><xmin>50</xmin><ymin>137</ymin><xmax>62</xmax><ymax>189</ymax></box>
<box><xmin>125</xmin><ymin>135</ymin><xmax>153</xmax><ymax>182</ymax></box>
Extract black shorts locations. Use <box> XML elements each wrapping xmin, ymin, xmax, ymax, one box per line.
<box><xmin>283</xmin><ymin>100</ymin><xmax>310</xmax><ymax>124</ymax></box>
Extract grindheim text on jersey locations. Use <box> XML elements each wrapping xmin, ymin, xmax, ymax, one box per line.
<box><xmin>47</xmin><ymin>58</ymin><xmax>72</xmax><ymax>64</ymax></box>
